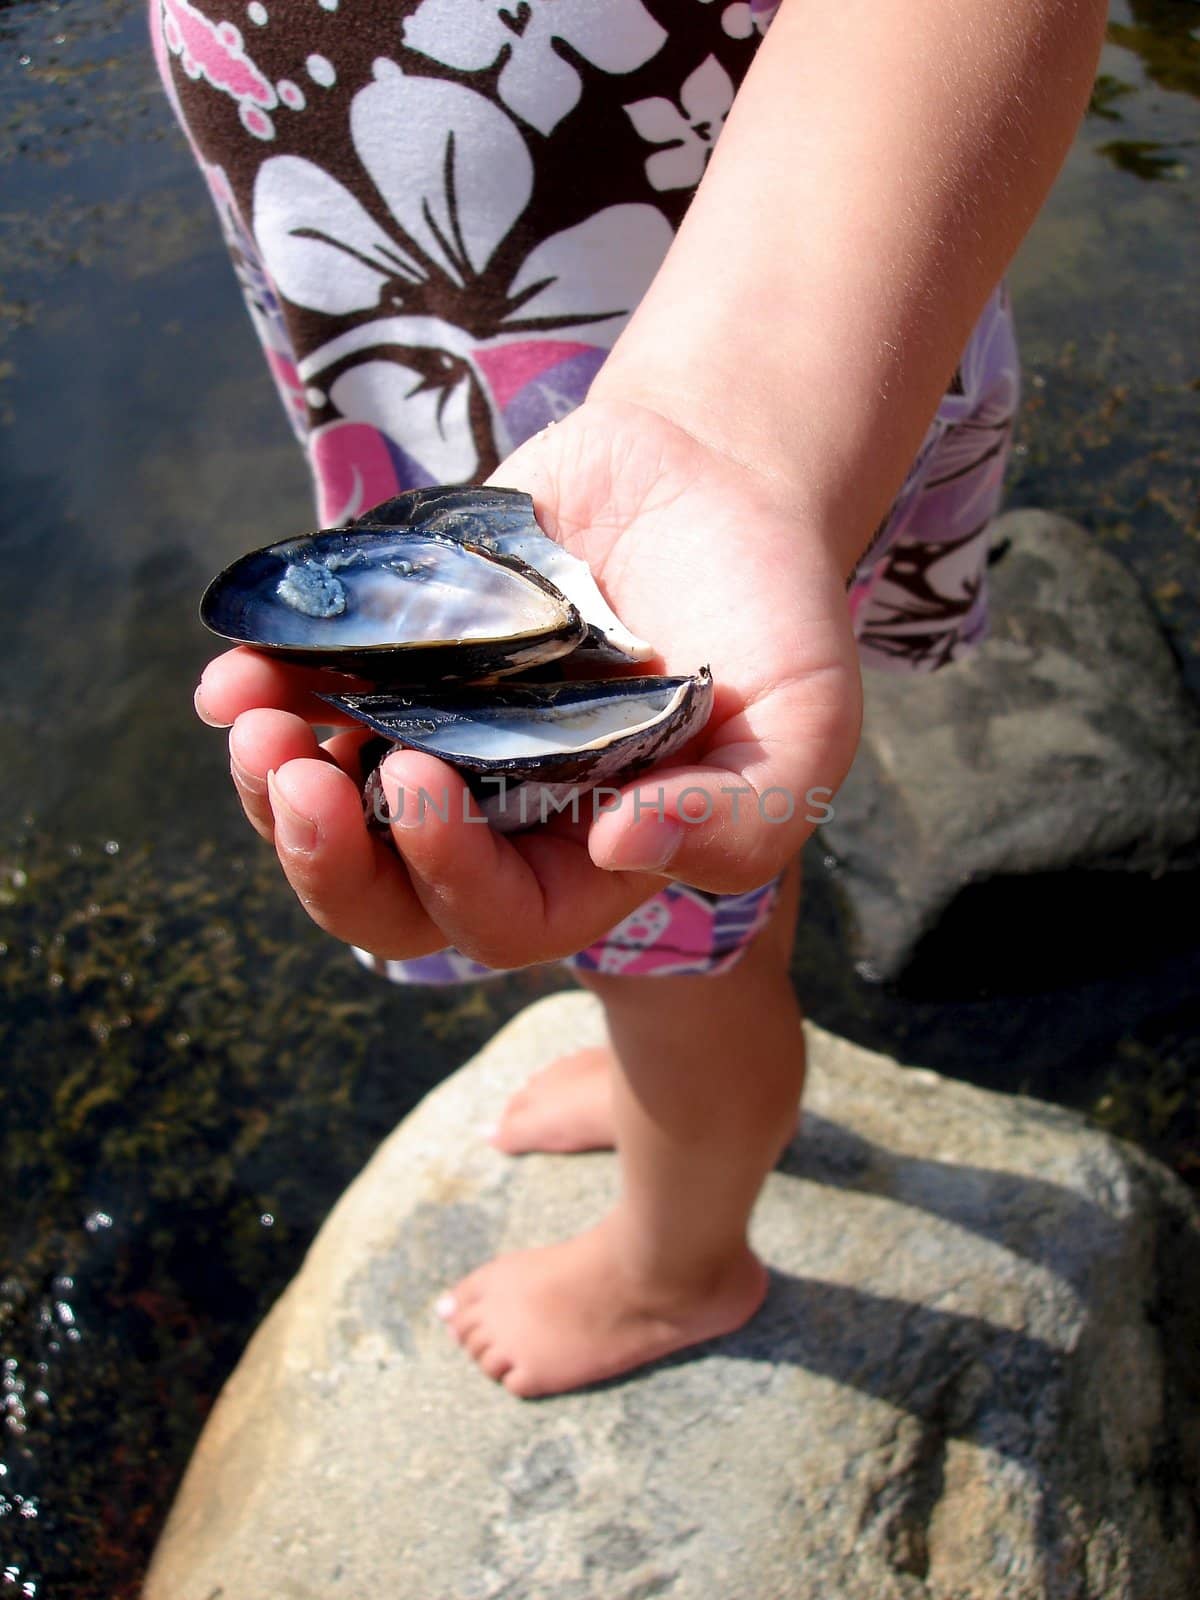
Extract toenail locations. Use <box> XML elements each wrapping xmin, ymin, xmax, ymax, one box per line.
<box><xmin>434</xmin><ymin>1293</ymin><xmax>456</xmax><ymax>1319</ymax></box>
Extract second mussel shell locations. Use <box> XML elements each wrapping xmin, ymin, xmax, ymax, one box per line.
<box><xmin>323</xmin><ymin>670</ymin><xmax>713</xmax><ymax>833</ymax></box>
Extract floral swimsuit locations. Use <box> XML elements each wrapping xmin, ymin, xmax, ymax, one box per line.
<box><xmin>154</xmin><ymin>0</ymin><xmax>1019</xmax><ymax>982</ymax></box>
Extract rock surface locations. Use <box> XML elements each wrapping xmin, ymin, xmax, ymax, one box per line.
<box><xmin>145</xmin><ymin>993</ymin><xmax>1200</xmax><ymax>1600</ymax></box>
<box><xmin>821</xmin><ymin>509</ymin><xmax>1200</xmax><ymax>983</ymax></box>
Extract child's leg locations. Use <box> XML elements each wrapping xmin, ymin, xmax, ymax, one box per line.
<box><xmin>492</xmin><ymin>866</ymin><xmax>804</xmax><ymax>1155</ymax></box>
<box><xmin>437</xmin><ymin>864</ymin><xmax>804</xmax><ymax>1398</ymax></box>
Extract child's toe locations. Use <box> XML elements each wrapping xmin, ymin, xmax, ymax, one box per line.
<box><xmin>463</xmin><ymin>1323</ymin><xmax>493</xmax><ymax>1360</ymax></box>
<box><xmin>479</xmin><ymin>1346</ymin><xmax>513</xmax><ymax>1383</ymax></box>
<box><xmin>502</xmin><ymin>1365</ymin><xmax>538</xmax><ymax>1400</ymax></box>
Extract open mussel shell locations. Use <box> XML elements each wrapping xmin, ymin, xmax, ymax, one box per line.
<box><xmin>323</xmin><ymin>669</ymin><xmax>713</xmax><ymax>833</ymax></box>
<box><xmin>351</xmin><ymin>486</ymin><xmax>653</xmax><ymax>664</ymax></box>
<box><xmin>200</xmin><ymin>527</ymin><xmax>587</xmax><ymax>684</ymax></box>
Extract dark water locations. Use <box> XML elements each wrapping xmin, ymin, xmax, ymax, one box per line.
<box><xmin>0</xmin><ymin>1</ymin><xmax>1196</xmax><ymax>1593</ymax></box>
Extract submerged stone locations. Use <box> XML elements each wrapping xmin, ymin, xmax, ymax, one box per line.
<box><xmin>822</xmin><ymin>509</ymin><xmax>1200</xmax><ymax>985</ymax></box>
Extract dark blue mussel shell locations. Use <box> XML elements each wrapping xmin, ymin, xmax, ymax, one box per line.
<box><xmin>200</xmin><ymin>522</ymin><xmax>586</xmax><ymax>684</ymax></box>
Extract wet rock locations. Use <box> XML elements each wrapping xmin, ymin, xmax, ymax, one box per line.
<box><xmin>822</xmin><ymin>509</ymin><xmax>1200</xmax><ymax>985</ymax></box>
<box><xmin>146</xmin><ymin>992</ymin><xmax>1199</xmax><ymax>1600</ymax></box>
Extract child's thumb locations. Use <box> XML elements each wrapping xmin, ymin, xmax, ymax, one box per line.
<box><xmin>586</xmin><ymin>763</ymin><xmax>839</xmax><ymax>896</ymax></box>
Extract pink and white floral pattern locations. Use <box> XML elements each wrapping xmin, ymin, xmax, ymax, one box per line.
<box><xmin>161</xmin><ymin>0</ymin><xmax>279</xmax><ymax>138</ymax></box>
<box><xmin>251</xmin><ymin>60</ymin><xmax>672</xmax><ymax>507</ymax></box>
<box><xmin>401</xmin><ymin>0</ymin><xmax>668</xmax><ymax>135</ymax></box>
<box><xmin>624</xmin><ymin>55</ymin><xmax>735</xmax><ymax>191</ymax></box>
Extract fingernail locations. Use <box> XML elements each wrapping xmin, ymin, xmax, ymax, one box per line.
<box><xmin>266</xmin><ymin>770</ymin><xmax>319</xmax><ymax>853</ymax></box>
<box><xmin>479</xmin><ymin>1122</ymin><xmax>499</xmax><ymax>1144</ymax></box>
<box><xmin>194</xmin><ymin>684</ymin><xmax>231</xmax><ymax>728</ymax></box>
<box><xmin>603</xmin><ymin>817</ymin><xmax>684</xmax><ymax>873</ymax></box>
<box><xmin>230</xmin><ymin>752</ymin><xmax>266</xmax><ymax>797</ymax></box>
<box><xmin>434</xmin><ymin>1293</ymin><xmax>456</xmax><ymax>1319</ymax></box>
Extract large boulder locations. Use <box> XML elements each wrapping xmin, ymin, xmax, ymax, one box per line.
<box><xmin>146</xmin><ymin>993</ymin><xmax>1199</xmax><ymax>1600</ymax></box>
<box><xmin>821</xmin><ymin>509</ymin><xmax>1200</xmax><ymax>984</ymax></box>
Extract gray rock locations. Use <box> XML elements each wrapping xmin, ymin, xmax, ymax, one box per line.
<box><xmin>821</xmin><ymin>510</ymin><xmax>1200</xmax><ymax>981</ymax></box>
<box><xmin>146</xmin><ymin>993</ymin><xmax>1199</xmax><ymax>1600</ymax></box>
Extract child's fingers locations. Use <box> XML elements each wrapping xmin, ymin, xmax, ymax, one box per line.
<box><xmin>196</xmin><ymin>646</ymin><xmax>367</xmax><ymax>728</ymax></box>
<box><xmin>378</xmin><ymin>751</ymin><xmax>662</xmax><ymax>969</ymax></box>
<box><xmin>320</xmin><ymin>727</ymin><xmax>378</xmax><ymax>777</ymax></box>
<box><xmin>266</xmin><ymin>758</ymin><xmax>446</xmax><ymax>960</ymax></box>
<box><xmin>227</xmin><ymin>711</ymin><xmax>376</xmax><ymax>841</ymax></box>
<box><xmin>228</xmin><ymin>709</ymin><xmax>339</xmax><ymax>842</ymax></box>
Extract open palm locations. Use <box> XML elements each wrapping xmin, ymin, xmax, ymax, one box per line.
<box><xmin>196</xmin><ymin>398</ymin><xmax>862</xmax><ymax>968</ymax></box>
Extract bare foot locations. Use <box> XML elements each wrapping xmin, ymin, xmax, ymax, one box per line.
<box><xmin>488</xmin><ymin>1046</ymin><xmax>615</xmax><ymax>1154</ymax></box>
<box><xmin>436</xmin><ymin>1212</ymin><xmax>768</xmax><ymax>1397</ymax></box>
<box><xmin>489</xmin><ymin>1045</ymin><xmax>803</xmax><ymax>1157</ymax></box>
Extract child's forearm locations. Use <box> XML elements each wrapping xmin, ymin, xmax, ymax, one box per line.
<box><xmin>591</xmin><ymin>0</ymin><xmax>1108</xmax><ymax>575</ymax></box>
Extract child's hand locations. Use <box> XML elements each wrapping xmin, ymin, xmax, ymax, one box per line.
<box><xmin>193</xmin><ymin>0</ymin><xmax>1109</xmax><ymax>972</ymax></box>
<box><xmin>194</xmin><ymin>398</ymin><xmax>862</xmax><ymax>968</ymax></box>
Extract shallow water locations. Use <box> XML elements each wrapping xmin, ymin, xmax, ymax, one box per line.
<box><xmin>0</xmin><ymin>1</ymin><xmax>1197</xmax><ymax>1593</ymax></box>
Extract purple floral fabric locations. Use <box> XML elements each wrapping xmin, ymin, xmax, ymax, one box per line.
<box><xmin>155</xmin><ymin>0</ymin><xmax>1017</xmax><ymax>982</ymax></box>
